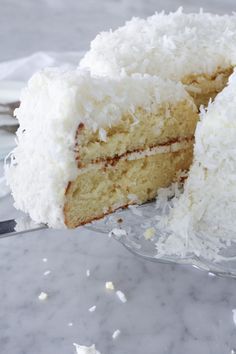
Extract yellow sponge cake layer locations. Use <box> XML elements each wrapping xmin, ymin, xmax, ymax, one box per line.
<box><xmin>183</xmin><ymin>67</ymin><xmax>233</xmax><ymax>108</ymax></box>
<box><xmin>64</xmin><ymin>142</ymin><xmax>193</xmax><ymax>228</ymax></box>
<box><xmin>75</xmin><ymin>100</ymin><xmax>198</xmax><ymax>166</ymax></box>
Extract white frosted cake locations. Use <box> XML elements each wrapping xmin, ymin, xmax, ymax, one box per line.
<box><xmin>80</xmin><ymin>9</ymin><xmax>236</xmax><ymax>107</ymax></box>
<box><xmin>5</xmin><ymin>9</ymin><xmax>236</xmax><ymax>230</ymax></box>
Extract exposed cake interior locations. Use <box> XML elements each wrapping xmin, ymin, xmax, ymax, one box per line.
<box><xmin>65</xmin><ymin>145</ymin><xmax>193</xmax><ymax>227</ymax></box>
<box><xmin>75</xmin><ymin>100</ymin><xmax>197</xmax><ymax>166</ymax></box>
<box><xmin>183</xmin><ymin>67</ymin><xmax>233</xmax><ymax>108</ymax></box>
<box><xmin>75</xmin><ymin>65</ymin><xmax>234</xmax><ymax>168</ymax></box>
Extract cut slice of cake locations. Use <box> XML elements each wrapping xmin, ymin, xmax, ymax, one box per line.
<box><xmin>6</xmin><ymin>68</ymin><xmax>198</xmax><ymax>228</ymax></box>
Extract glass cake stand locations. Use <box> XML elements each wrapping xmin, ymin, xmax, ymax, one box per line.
<box><xmin>1</xmin><ymin>201</ymin><xmax>236</xmax><ymax>278</ymax></box>
<box><xmin>85</xmin><ymin>201</ymin><xmax>236</xmax><ymax>278</ymax></box>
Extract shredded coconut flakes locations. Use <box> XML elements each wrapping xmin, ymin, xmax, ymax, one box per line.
<box><xmin>73</xmin><ymin>343</ymin><xmax>101</xmax><ymax>354</ymax></box>
<box><xmin>112</xmin><ymin>329</ymin><xmax>121</xmax><ymax>339</ymax></box>
<box><xmin>232</xmin><ymin>309</ymin><xmax>236</xmax><ymax>326</ymax></box>
<box><xmin>38</xmin><ymin>292</ymin><xmax>48</xmax><ymax>301</ymax></box>
<box><xmin>88</xmin><ymin>305</ymin><xmax>96</xmax><ymax>312</ymax></box>
<box><xmin>105</xmin><ymin>281</ymin><xmax>114</xmax><ymax>290</ymax></box>
<box><xmin>116</xmin><ymin>290</ymin><xmax>127</xmax><ymax>303</ymax></box>
<box><xmin>81</xmin><ymin>9</ymin><xmax>236</xmax><ymax>81</ymax></box>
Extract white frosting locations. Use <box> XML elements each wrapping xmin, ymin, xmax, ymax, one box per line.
<box><xmin>80</xmin><ymin>8</ymin><xmax>236</xmax><ymax>80</ymax></box>
<box><xmin>126</xmin><ymin>139</ymin><xmax>191</xmax><ymax>160</ymax></box>
<box><xmin>5</xmin><ymin>68</ymin><xmax>188</xmax><ymax>228</ymax></box>
<box><xmin>157</xmin><ymin>69</ymin><xmax>236</xmax><ymax>259</ymax></box>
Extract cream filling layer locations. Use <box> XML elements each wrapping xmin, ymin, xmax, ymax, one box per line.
<box><xmin>76</xmin><ymin>138</ymin><xmax>193</xmax><ymax>176</ymax></box>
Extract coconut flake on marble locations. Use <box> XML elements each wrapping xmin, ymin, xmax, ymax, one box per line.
<box><xmin>116</xmin><ymin>290</ymin><xmax>127</xmax><ymax>303</ymax></box>
<box><xmin>88</xmin><ymin>305</ymin><xmax>96</xmax><ymax>312</ymax></box>
<box><xmin>105</xmin><ymin>281</ymin><xmax>115</xmax><ymax>290</ymax></box>
<box><xmin>38</xmin><ymin>292</ymin><xmax>48</xmax><ymax>301</ymax></box>
<box><xmin>232</xmin><ymin>309</ymin><xmax>236</xmax><ymax>326</ymax></box>
<box><xmin>112</xmin><ymin>329</ymin><xmax>121</xmax><ymax>339</ymax></box>
<box><xmin>73</xmin><ymin>343</ymin><xmax>101</xmax><ymax>354</ymax></box>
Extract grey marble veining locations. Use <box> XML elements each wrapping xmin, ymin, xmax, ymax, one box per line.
<box><xmin>1</xmin><ymin>1</ymin><xmax>236</xmax><ymax>353</ymax></box>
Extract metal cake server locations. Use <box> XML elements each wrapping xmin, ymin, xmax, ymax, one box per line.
<box><xmin>0</xmin><ymin>101</ymin><xmax>20</xmax><ymax>117</ymax></box>
<box><xmin>0</xmin><ymin>218</ymin><xmax>47</xmax><ymax>239</ymax></box>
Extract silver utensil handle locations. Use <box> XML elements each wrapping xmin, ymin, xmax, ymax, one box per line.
<box><xmin>0</xmin><ymin>101</ymin><xmax>20</xmax><ymax>116</ymax></box>
<box><xmin>0</xmin><ymin>219</ymin><xmax>47</xmax><ymax>239</ymax></box>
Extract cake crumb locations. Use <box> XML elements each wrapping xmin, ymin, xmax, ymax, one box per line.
<box><xmin>38</xmin><ymin>292</ymin><xmax>48</xmax><ymax>301</ymax></box>
<box><xmin>43</xmin><ymin>270</ymin><xmax>51</xmax><ymax>276</ymax></box>
<box><xmin>116</xmin><ymin>290</ymin><xmax>127</xmax><ymax>303</ymax></box>
<box><xmin>105</xmin><ymin>281</ymin><xmax>114</xmax><ymax>290</ymax></box>
<box><xmin>86</xmin><ymin>269</ymin><xmax>90</xmax><ymax>277</ymax></box>
<box><xmin>73</xmin><ymin>343</ymin><xmax>101</xmax><ymax>354</ymax></box>
<box><xmin>88</xmin><ymin>305</ymin><xmax>96</xmax><ymax>312</ymax></box>
<box><xmin>112</xmin><ymin>329</ymin><xmax>121</xmax><ymax>339</ymax></box>
<box><xmin>143</xmin><ymin>227</ymin><xmax>155</xmax><ymax>240</ymax></box>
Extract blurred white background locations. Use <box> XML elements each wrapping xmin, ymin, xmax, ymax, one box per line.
<box><xmin>0</xmin><ymin>0</ymin><xmax>235</xmax><ymax>61</ymax></box>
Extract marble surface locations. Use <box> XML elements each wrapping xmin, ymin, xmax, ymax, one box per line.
<box><xmin>2</xmin><ymin>195</ymin><xmax>236</xmax><ymax>354</ymax></box>
<box><xmin>1</xmin><ymin>1</ymin><xmax>236</xmax><ymax>354</ymax></box>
